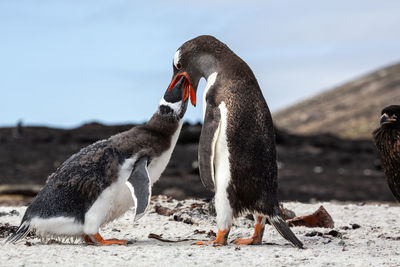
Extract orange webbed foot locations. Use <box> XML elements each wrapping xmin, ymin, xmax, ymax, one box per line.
<box><xmin>84</xmin><ymin>233</ymin><xmax>128</xmax><ymax>246</ymax></box>
<box><xmin>233</xmin><ymin>216</ymin><xmax>265</xmax><ymax>245</ymax></box>
<box><xmin>232</xmin><ymin>237</ymin><xmax>262</xmax><ymax>245</ymax></box>
<box><xmin>194</xmin><ymin>240</ymin><xmax>224</xmax><ymax>247</ymax></box>
<box><xmin>194</xmin><ymin>228</ymin><xmax>230</xmax><ymax>247</ymax></box>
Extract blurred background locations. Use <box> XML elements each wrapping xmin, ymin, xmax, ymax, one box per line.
<box><xmin>1</xmin><ymin>0</ymin><xmax>400</xmax><ymax>204</ymax></box>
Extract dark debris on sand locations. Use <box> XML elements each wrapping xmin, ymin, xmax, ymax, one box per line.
<box><xmin>0</xmin><ymin>223</ymin><xmax>18</xmax><ymax>238</ymax></box>
<box><xmin>0</xmin><ymin>223</ymin><xmax>36</xmax><ymax>239</ymax></box>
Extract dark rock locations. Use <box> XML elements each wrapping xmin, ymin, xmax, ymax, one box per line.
<box><xmin>173</xmin><ymin>214</ymin><xmax>194</xmax><ymax>225</ymax></box>
<box><xmin>287</xmin><ymin>206</ymin><xmax>334</xmax><ymax>228</ymax></box>
<box><xmin>327</xmin><ymin>230</ymin><xmax>342</xmax><ymax>238</ymax></box>
<box><xmin>305</xmin><ymin>230</ymin><xmax>342</xmax><ymax>238</ymax></box>
<box><xmin>305</xmin><ymin>231</ymin><xmax>323</xmax><ymax>237</ymax></box>
<box><xmin>154</xmin><ymin>205</ymin><xmax>176</xmax><ymax>216</ymax></box>
<box><xmin>0</xmin><ymin>122</ymin><xmax>394</xmax><ymax>202</ymax></box>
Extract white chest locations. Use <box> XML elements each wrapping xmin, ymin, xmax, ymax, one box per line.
<box><xmin>213</xmin><ymin>101</ymin><xmax>234</xmax><ymax>230</ymax></box>
<box><xmin>82</xmin><ymin>155</ymin><xmax>138</xmax><ymax>234</ymax></box>
<box><xmin>214</xmin><ymin>101</ymin><xmax>230</xmax><ymax>174</ymax></box>
<box><xmin>147</xmin><ymin>120</ymin><xmax>183</xmax><ymax>185</ymax></box>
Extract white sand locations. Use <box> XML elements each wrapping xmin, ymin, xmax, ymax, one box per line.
<box><xmin>1</xmin><ymin>197</ymin><xmax>400</xmax><ymax>266</ymax></box>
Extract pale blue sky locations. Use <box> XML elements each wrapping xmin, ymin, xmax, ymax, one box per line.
<box><xmin>1</xmin><ymin>0</ymin><xmax>400</xmax><ymax>128</ymax></box>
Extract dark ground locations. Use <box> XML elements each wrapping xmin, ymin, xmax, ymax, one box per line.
<box><xmin>0</xmin><ymin>122</ymin><xmax>395</xmax><ymax>203</ymax></box>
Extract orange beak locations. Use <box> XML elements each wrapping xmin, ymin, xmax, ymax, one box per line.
<box><xmin>168</xmin><ymin>72</ymin><xmax>196</xmax><ymax>106</ymax></box>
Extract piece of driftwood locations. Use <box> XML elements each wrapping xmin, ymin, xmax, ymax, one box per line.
<box><xmin>287</xmin><ymin>205</ymin><xmax>334</xmax><ymax>228</ymax></box>
<box><xmin>148</xmin><ymin>233</ymin><xmax>196</xmax><ymax>243</ymax></box>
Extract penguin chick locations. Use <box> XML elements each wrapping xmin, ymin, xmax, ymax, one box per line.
<box><xmin>373</xmin><ymin>105</ymin><xmax>400</xmax><ymax>202</ymax></box>
<box><xmin>6</xmin><ymin>77</ymin><xmax>192</xmax><ymax>245</ymax></box>
<box><xmin>167</xmin><ymin>35</ymin><xmax>303</xmax><ymax>248</ymax></box>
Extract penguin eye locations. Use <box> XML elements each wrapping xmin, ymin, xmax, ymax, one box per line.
<box><xmin>176</xmin><ymin>63</ymin><xmax>182</xmax><ymax>70</ymax></box>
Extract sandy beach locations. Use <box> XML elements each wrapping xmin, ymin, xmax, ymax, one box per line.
<box><xmin>1</xmin><ymin>197</ymin><xmax>400</xmax><ymax>266</ymax></box>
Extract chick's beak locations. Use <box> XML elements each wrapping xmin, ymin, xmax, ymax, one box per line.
<box><xmin>168</xmin><ymin>72</ymin><xmax>196</xmax><ymax>106</ymax></box>
<box><xmin>380</xmin><ymin>113</ymin><xmax>397</xmax><ymax>125</ymax></box>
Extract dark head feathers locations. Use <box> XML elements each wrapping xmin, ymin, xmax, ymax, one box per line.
<box><xmin>373</xmin><ymin>105</ymin><xmax>400</xmax><ymax>202</ymax></box>
<box><xmin>378</xmin><ymin>105</ymin><xmax>400</xmax><ymax>130</ymax></box>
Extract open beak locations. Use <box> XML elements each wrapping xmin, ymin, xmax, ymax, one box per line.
<box><xmin>380</xmin><ymin>113</ymin><xmax>397</xmax><ymax>125</ymax></box>
<box><xmin>168</xmin><ymin>72</ymin><xmax>196</xmax><ymax>106</ymax></box>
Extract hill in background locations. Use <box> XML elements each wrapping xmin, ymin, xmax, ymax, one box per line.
<box><xmin>273</xmin><ymin>62</ymin><xmax>400</xmax><ymax>139</ymax></box>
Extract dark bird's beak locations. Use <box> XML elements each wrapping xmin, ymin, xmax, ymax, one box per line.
<box><xmin>168</xmin><ymin>72</ymin><xmax>196</xmax><ymax>106</ymax></box>
<box><xmin>380</xmin><ymin>113</ymin><xmax>397</xmax><ymax>125</ymax></box>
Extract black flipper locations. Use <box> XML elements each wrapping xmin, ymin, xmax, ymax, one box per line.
<box><xmin>127</xmin><ymin>156</ymin><xmax>151</xmax><ymax>221</ymax></box>
<box><xmin>198</xmin><ymin>106</ymin><xmax>221</xmax><ymax>191</ymax></box>
<box><xmin>5</xmin><ymin>221</ymin><xmax>31</xmax><ymax>244</ymax></box>
<box><xmin>268</xmin><ymin>208</ymin><xmax>303</xmax><ymax>248</ymax></box>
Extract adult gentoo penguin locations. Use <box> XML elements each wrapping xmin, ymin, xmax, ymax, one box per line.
<box><xmin>373</xmin><ymin>105</ymin><xmax>400</xmax><ymax>202</ymax></box>
<box><xmin>168</xmin><ymin>35</ymin><xmax>303</xmax><ymax>248</ymax></box>
<box><xmin>6</xmin><ymin>77</ymin><xmax>193</xmax><ymax>245</ymax></box>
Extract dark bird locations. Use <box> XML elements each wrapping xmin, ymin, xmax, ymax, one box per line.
<box><xmin>373</xmin><ymin>105</ymin><xmax>400</xmax><ymax>202</ymax></box>
<box><xmin>6</xmin><ymin>77</ymin><xmax>192</xmax><ymax>245</ymax></box>
<box><xmin>167</xmin><ymin>35</ymin><xmax>303</xmax><ymax>248</ymax></box>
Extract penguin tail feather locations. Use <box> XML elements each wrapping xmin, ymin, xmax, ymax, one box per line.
<box><xmin>267</xmin><ymin>214</ymin><xmax>303</xmax><ymax>249</ymax></box>
<box><xmin>5</xmin><ymin>221</ymin><xmax>32</xmax><ymax>244</ymax></box>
